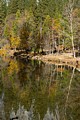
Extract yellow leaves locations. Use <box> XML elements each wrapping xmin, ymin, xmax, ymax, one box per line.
<box><xmin>0</xmin><ymin>44</ymin><xmax>11</xmax><ymax>57</ymax></box>
<box><xmin>10</xmin><ymin>36</ymin><xmax>20</xmax><ymax>48</ymax></box>
<box><xmin>3</xmin><ymin>44</ymin><xmax>10</xmax><ymax>49</ymax></box>
<box><xmin>0</xmin><ymin>49</ymin><xmax>7</xmax><ymax>57</ymax></box>
<box><xmin>7</xmin><ymin>59</ymin><xmax>19</xmax><ymax>75</ymax></box>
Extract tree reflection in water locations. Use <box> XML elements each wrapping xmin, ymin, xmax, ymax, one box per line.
<box><xmin>10</xmin><ymin>102</ymin><xmax>60</xmax><ymax>120</ymax></box>
<box><xmin>0</xmin><ymin>57</ymin><xmax>80</xmax><ymax>120</ymax></box>
<box><xmin>10</xmin><ymin>99</ymin><xmax>35</xmax><ymax>120</ymax></box>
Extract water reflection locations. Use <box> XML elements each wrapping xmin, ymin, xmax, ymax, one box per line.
<box><xmin>0</xmin><ymin>57</ymin><xmax>80</xmax><ymax>120</ymax></box>
<box><xmin>0</xmin><ymin>92</ymin><xmax>5</xmax><ymax>120</ymax></box>
<box><xmin>10</xmin><ymin>99</ymin><xmax>35</xmax><ymax>120</ymax></box>
<box><xmin>10</xmin><ymin>104</ymin><xmax>60</xmax><ymax>120</ymax></box>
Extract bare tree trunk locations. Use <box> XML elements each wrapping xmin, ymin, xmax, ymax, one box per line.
<box><xmin>48</xmin><ymin>30</ymin><xmax>51</xmax><ymax>54</ymax></box>
<box><xmin>51</xmin><ymin>20</ymin><xmax>54</xmax><ymax>54</ymax></box>
<box><xmin>70</xmin><ymin>1</ymin><xmax>75</xmax><ymax>57</ymax></box>
<box><xmin>51</xmin><ymin>29</ymin><xmax>53</xmax><ymax>54</ymax></box>
<box><xmin>40</xmin><ymin>22</ymin><xmax>42</xmax><ymax>52</ymax></box>
<box><xmin>69</xmin><ymin>0</ymin><xmax>75</xmax><ymax>57</ymax></box>
<box><xmin>64</xmin><ymin>0</ymin><xmax>75</xmax><ymax>57</ymax></box>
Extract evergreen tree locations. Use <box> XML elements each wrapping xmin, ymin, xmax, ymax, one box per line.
<box><xmin>0</xmin><ymin>0</ymin><xmax>7</xmax><ymax>24</ymax></box>
<box><xmin>7</xmin><ymin>0</ymin><xmax>19</xmax><ymax>14</ymax></box>
<box><xmin>18</xmin><ymin>0</ymin><xmax>25</xmax><ymax>12</ymax></box>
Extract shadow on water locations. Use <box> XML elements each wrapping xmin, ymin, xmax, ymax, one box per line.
<box><xmin>0</xmin><ymin>57</ymin><xmax>80</xmax><ymax>120</ymax></box>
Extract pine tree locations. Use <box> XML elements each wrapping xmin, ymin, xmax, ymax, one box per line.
<box><xmin>18</xmin><ymin>0</ymin><xmax>25</xmax><ymax>12</ymax></box>
<box><xmin>0</xmin><ymin>0</ymin><xmax>7</xmax><ymax>24</ymax></box>
<box><xmin>7</xmin><ymin>0</ymin><xmax>19</xmax><ymax>14</ymax></box>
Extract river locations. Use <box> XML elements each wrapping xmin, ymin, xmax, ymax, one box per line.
<box><xmin>0</xmin><ymin>57</ymin><xmax>80</xmax><ymax>120</ymax></box>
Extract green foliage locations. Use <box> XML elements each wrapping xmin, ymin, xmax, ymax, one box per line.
<box><xmin>16</xmin><ymin>9</ymin><xmax>21</xmax><ymax>20</ymax></box>
<box><xmin>0</xmin><ymin>58</ymin><xmax>80</xmax><ymax>120</ymax></box>
<box><xmin>19</xmin><ymin>22</ymin><xmax>30</xmax><ymax>49</ymax></box>
<box><xmin>1</xmin><ymin>0</ymin><xmax>80</xmax><ymax>52</ymax></box>
<box><xmin>43</xmin><ymin>15</ymin><xmax>51</xmax><ymax>34</ymax></box>
<box><xmin>4</xmin><ymin>25</ymin><xmax>10</xmax><ymax>38</ymax></box>
<box><xmin>0</xmin><ymin>0</ymin><xmax>7</xmax><ymax>24</ymax></box>
<box><xmin>7</xmin><ymin>0</ymin><xmax>19</xmax><ymax>14</ymax></box>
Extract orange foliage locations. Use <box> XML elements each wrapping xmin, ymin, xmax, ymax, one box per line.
<box><xmin>52</xmin><ymin>19</ymin><xmax>62</xmax><ymax>32</ymax></box>
<box><xmin>56</xmin><ymin>67</ymin><xmax>64</xmax><ymax>72</ymax></box>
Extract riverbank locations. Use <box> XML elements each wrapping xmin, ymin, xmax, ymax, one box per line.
<box><xmin>0</xmin><ymin>48</ymin><xmax>80</xmax><ymax>70</ymax></box>
<box><xmin>32</xmin><ymin>53</ymin><xmax>80</xmax><ymax>69</ymax></box>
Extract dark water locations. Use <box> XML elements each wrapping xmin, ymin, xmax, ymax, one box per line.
<box><xmin>0</xmin><ymin>57</ymin><xmax>80</xmax><ymax>120</ymax></box>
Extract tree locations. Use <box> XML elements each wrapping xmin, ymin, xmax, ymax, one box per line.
<box><xmin>63</xmin><ymin>0</ymin><xmax>80</xmax><ymax>57</ymax></box>
<box><xmin>0</xmin><ymin>0</ymin><xmax>7</xmax><ymax>25</ymax></box>
<box><xmin>43</xmin><ymin>15</ymin><xmax>52</xmax><ymax>53</ymax></box>
<box><xmin>7</xmin><ymin>0</ymin><xmax>19</xmax><ymax>14</ymax></box>
<box><xmin>18</xmin><ymin>0</ymin><xmax>25</xmax><ymax>12</ymax></box>
<box><xmin>19</xmin><ymin>22</ymin><xmax>30</xmax><ymax>49</ymax></box>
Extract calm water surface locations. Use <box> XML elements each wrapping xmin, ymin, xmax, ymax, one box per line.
<box><xmin>0</xmin><ymin>57</ymin><xmax>80</xmax><ymax>120</ymax></box>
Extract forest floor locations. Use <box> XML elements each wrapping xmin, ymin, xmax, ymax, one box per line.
<box><xmin>32</xmin><ymin>53</ymin><xmax>80</xmax><ymax>70</ymax></box>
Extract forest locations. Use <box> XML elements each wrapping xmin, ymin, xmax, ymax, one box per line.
<box><xmin>0</xmin><ymin>1</ymin><xmax>80</xmax><ymax>120</ymax></box>
<box><xmin>0</xmin><ymin>0</ymin><xmax>80</xmax><ymax>57</ymax></box>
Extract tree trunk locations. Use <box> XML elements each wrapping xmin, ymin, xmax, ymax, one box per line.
<box><xmin>70</xmin><ymin>9</ymin><xmax>75</xmax><ymax>57</ymax></box>
<box><xmin>69</xmin><ymin>0</ymin><xmax>75</xmax><ymax>57</ymax></box>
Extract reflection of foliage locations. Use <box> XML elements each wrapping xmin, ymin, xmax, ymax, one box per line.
<box><xmin>54</xmin><ymin>68</ymin><xmax>80</xmax><ymax>120</ymax></box>
<box><xmin>10</xmin><ymin>36</ymin><xmax>20</xmax><ymax>48</ymax></box>
<box><xmin>0</xmin><ymin>59</ymin><xmax>80</xmax><ymax>120</ymax></box>
<box><xmin>0</xmin><ymin>49</ymin><xmax>7</xmax><ymax>57</ymax></box>
<box><xmin>7</xmin><ymin>59</ymin><xmax>19</xmax><ymax>75</ymax></box>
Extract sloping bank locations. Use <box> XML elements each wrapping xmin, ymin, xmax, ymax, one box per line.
<box><xmin>32</xmin><ymin>54</ymin><xmax>80</xmax><ymax>70</ymax></box>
